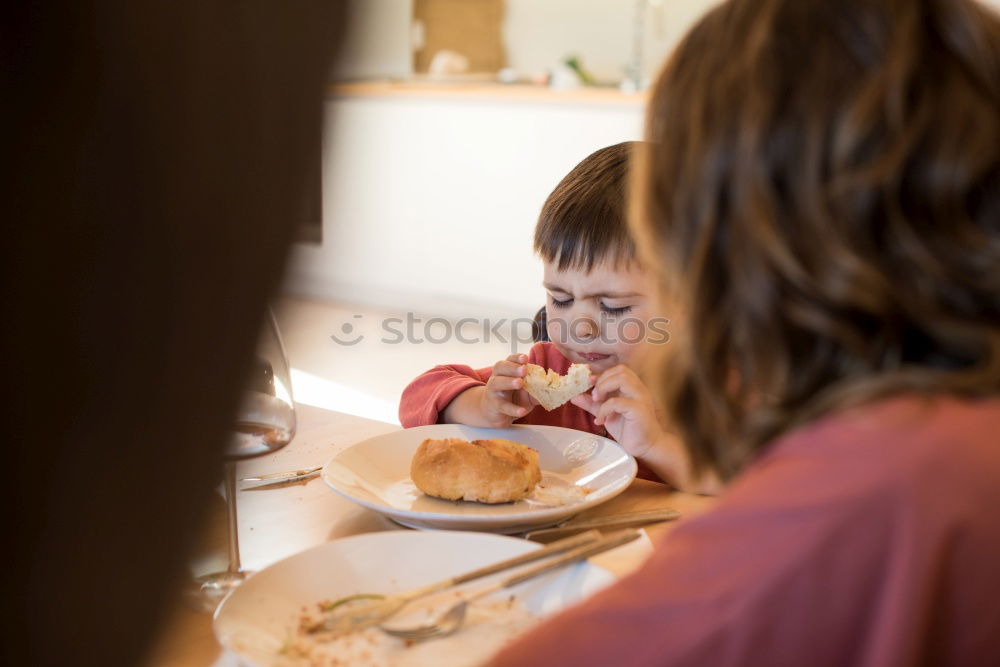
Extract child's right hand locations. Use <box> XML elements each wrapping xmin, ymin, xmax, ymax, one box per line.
<box><xmin>443</xmin><ymin>354</ymin><xmax>539</xmax><ymax>428</ymax></box>
<box><xmin>480</xmin><ymin>353</ymin><xmax>540</xmax><ymax>427</ymax></box>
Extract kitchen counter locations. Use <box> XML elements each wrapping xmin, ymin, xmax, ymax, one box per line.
<box><xmin>328</xmin><ymin>80</ymin><xmax>647</xmax><ymax>106</ymax></box>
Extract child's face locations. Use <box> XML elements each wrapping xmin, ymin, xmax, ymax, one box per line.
<box><xmin>543</xmin><ymin>259</ymin><xmax>656</xmax><ymax>375</ymax></box>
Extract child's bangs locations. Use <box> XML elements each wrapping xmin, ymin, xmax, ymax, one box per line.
<box><xmin>533</xmin><ymin>142</ymin><xmax>637</xmax><ymax>273</ymax></box>
<box><xmin>536</xmin><ymin>224</ymin><xmax>636</xmax><ymax>272</ymax></box>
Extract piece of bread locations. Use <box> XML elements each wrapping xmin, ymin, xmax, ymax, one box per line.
<box><xmin>410</xmin><ymin>438</ymin><xmax>541</xmax><ymax>504</ymax></box>
<box><xmin>522</xmin><ymin>363</ymin><xmax>592</xmax><ymax>411</ymax></box>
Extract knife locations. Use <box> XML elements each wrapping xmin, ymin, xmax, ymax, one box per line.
<box><xmin>239</xmin><ymin>465</ymin><xmax>323</xmax><ymax>482</ymax></box>
<box><xmin>523</xmin><ymin>508</ymin><xmax>682</xmax><ymax>540</ymax></box>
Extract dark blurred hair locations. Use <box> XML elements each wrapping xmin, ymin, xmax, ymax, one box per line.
<box><xmin>635</xmin><ymin>0</ymin><xmax>1000</xmax><ymax>480</ymax></box>
<box><xmin>535</xmin><ymin>142</ymin><xmax>637</xmax><ymax>270</ymax></box>
<box><xmin>2</xmin><ymin>2</ymin><xmax>344</xmax><ymax>663</ymax></box>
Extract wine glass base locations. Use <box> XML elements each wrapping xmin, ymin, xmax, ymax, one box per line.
<box><xmin>185</xmin><ymin>570</ymin><xmax>251</xmax><ymax>612</ymax></box>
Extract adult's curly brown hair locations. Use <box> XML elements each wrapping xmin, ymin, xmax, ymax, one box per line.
<box><xmin>634</xmin><ymin>0</ymin><xmax>1000</xmax><ymax>482</ymax></box>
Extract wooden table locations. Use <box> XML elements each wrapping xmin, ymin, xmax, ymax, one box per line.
<box><xmin>146</xmin><ymin>404</ymin><xmax>716</xmax><ymax>666</ymax></box>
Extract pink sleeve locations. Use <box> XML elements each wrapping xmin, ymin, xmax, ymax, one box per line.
<box><xmin>398</xmin><ymin>364</ymin><xmax>492</xmax><ymax>427</ymax></box>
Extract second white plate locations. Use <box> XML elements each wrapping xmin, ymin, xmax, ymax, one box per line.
<box><xmin>214</xmin><ymin>530</ymin><xmax>616</xmax><ymax>666</ymax></box>
<box><xmin>322</xmin><ymin>424</ymin><xmax>637</xmax><ymax>533</ymax></box>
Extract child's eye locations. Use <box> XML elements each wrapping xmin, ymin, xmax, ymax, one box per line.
<box><xmin>549</xmin><ymin>297</ymin><xmax>573</xmax><ymax>309</ymax></box>
<box><xmin>600</xmin><ymin>303</ymin><xmax>632</xmax><ymax>316</ymax></box>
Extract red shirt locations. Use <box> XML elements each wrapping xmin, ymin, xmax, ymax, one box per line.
<box><xmin>399</xmin><ymin>342</ymin><xmax>659</xmax><ymax>481</ymax></box>
<box><xmin>490</xmin><ymin>395</ymin><xmax>1000</xmax><ymax>667</ymax></box>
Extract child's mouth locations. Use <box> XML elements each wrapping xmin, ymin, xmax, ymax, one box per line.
<box><xmin>578</xmin><ymin>352</ymin><xmax>611</xmax><ymax>362</ymax></box>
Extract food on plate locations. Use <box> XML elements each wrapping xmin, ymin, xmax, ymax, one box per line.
<box><xmin>285</xmin><ymin>593</ymin><xmax>536</xmax><ymax>666</ymax></box>
<box><xmin>530</xmin><ymin>479</ymin><xmax>590</xmax><ymax>506</ymax></box>
<box><xmin>410</xmin><ymin>438</ymin><xmax>542</xmax><ymax>504</ymax></box>
<box><xmin>522</xmin><ymin>363</ymin><xmax>591</xmax><ymax>411</ymax></box>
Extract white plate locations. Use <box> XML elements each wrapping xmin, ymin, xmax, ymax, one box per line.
<box><xmin>214</xmin><ymin>530</ymin><xmax>615</xmax><ymax>667</ymax></box>
<box><xmin>322</xmin><ymin>424</ymin><xmax>637</xmax><ymax>533</ymax></box>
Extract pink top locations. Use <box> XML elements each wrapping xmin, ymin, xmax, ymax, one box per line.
<box><xmin>491</xmin><ymin>395</ymin><xmax>1000</xmax><ymax>667</ymax></box>
<box><xmin>399</xmin><ymin>342</ymin><xmax>658</xmax><ymax>481</ymax></box>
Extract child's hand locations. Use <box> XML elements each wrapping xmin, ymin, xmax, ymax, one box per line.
<box><xmin>479</xmin><ymin>353</ymin><xmax>540</xmax><ymax>427</ymax></box>
<box><xmin>571</xmin><ymin>364</ymin><xmax>662</xmax><ymax>459</ymax></box>
<box><xmin>570</xmin><ymin>364</ymin><xmax>719</xmax><ymax>494</ymax></box>
<box><xmin>443</xmin><ymin>354</ymin><xmax>538</xmax><ymax>428</ymax></box>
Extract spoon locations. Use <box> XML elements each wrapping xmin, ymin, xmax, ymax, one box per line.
<box><xmin>379</xmin><ymin>528</ymin><xmax>641</xmax><ymax>641</ymax></box>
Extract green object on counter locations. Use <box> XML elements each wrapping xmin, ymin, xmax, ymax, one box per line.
<box><xmin>562</xmin><ymin>55</ymin><xmax>597</xmax><ymax>86</ymax></box>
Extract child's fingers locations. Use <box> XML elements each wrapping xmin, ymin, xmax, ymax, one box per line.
<box><xmin>487</xmin><ymin>374</ymin><xmax>523</xmax><ymax>392</ymax></box>
<box><xmin>599</xmin><ymin>364</ymin><xmax>637</xmax><ymax>385</ymax></box>
<box><xmin>593</xmin><ymin>368</ymin><xmax>645</xmax><ymax>402</ymax></box>
<box><xmin>592</xmin><ymin>364</ymin><xmax>626</xmax><ymax>390</ymax></box>
<box><xmin>602</xmin><ymin>412</ymin><xmax>623</xmax><ymax>433</ymax></box>
<box><xmin>593</xmin><ymin>374</ymin><xmax>630</xmax><ymax>402</ymax></box>
<box><xmin>515</xmin><ymin>389</ymin><xmax>539</xmax><ymax>407</ymax></box>
<box><xmin>570</xmin><ymin>391</ymin><xmax>599</xmax><ymax>416</ymax></box>
<box><xmin>593</xmin><ymin>397</ymin><xmax>634</xmax><ymax>426</ymax></box>
<box><xmin>493</xmin><ymin>359</ymin><xmax>527</xmax><ymax>377</ymax></box>
<box><xmin>493</xmin><ymin>396</ymin><xmax>527</xmax><ymax>418</ymax></box>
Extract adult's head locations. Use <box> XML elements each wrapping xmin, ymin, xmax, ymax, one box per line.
<box><xmin>635</xmin><ymin>0</ymin><xmax>1000</xmax><ymax>480</ymax></box>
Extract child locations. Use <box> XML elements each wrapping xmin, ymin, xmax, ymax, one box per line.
<box><xmin>400</xmin><ymin>142</ymin><xmax>704</xmax><ymax>489</ymax></box>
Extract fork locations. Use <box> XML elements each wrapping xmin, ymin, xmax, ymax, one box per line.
<box><xmin>379</xmin><ymin>528</ymin><xmax>641</xmax><ymax>641</ymax></box>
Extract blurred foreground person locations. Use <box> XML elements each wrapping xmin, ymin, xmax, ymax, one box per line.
<box><xmin>2</xmin><ymin>2</ymin><xmax>344</xmax><ymax>664</ymax></box>
<box><xmin>493</xmin><ymin>0</ymin><xmax>1000</xmax><ymax>664</ymax></box>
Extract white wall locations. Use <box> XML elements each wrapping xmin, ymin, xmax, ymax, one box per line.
<box><xmin>503</xmin><ymin>0</ymin><xmax>722</xmax><ymax>84</ymax></box>
<box><xmin>333</xmin><ymin>0</ymin><xmax>998</xmax><ymax>85</ymax></box>
<box><xmin>286</xmin><ymin>94</ymin><xmax>644</xmax><ymax>320</ymax></box>
<box><xmin>330</xmin><ymin>0</ymin><xmax>725</xmax><ymax>85</ymax></box>
<box><xmin>503</xmin><ymin>0</ymin><xmax>1000</xmax><ymax>83</ymax></box>
<box><xmin>294</xmin><ymin>0</ymin><xmax>1000</xmax><ymax>320</ymax></box>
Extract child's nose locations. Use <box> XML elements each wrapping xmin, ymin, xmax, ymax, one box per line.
<box><xmin>572</xmin><ymin>316</ymin><xmax>599</xmax><ymax>340</ymax></box>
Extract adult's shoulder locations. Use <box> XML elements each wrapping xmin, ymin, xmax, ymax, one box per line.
<box><xmin>494</xmin><ymin>395</ymin><xmax>1000</xmax><ymax>666</ymax></box>
<box><xmin>741</xmin><ymin>395</ymin><xmax>1000</xmax><ymax>508</ymax></box>
<box><xmin>676</xmin><ymin>394</ymin><xmax>1000</xmax><ymax>565</ymax></box>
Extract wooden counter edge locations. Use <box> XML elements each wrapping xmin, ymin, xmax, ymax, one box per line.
<box><xmin>327</xmin><ymin>80</ymin><xmax>647</xmax><ymax>106</ymax></box>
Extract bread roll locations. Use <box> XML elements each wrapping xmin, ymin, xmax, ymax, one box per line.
<box><xmin>410</xmin><ymin>438</ymin><xmax>541</xmax><ymax>504</ymax></box>
<box><xmin>523</xmin><ymin>363</ymin><xmax>592</xmax><ymax>411</ymax></box>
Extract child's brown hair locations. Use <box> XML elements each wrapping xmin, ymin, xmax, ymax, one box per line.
<box><xmin>534</xmin><ymin>142</ymin><xmax>637</xmax><ymax>271</ymax></box>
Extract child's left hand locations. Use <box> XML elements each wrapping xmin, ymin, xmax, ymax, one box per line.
<box><xmin>572</xmin><ymin>365</ymin><xmax>722</xmax><ymax>495</ymax></box>
<box><xmin>570</xmin><ymin>364</ymin><xmax>662</xmax><ymax>460</ymax></box>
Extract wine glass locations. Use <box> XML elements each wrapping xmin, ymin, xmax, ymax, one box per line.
<box><xmin>187</xmin><ymin>309</ymin><xmax>296</xmax><ymax>611</ymax></box>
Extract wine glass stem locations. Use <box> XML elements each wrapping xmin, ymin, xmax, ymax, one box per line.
<box><xmin>223</xmin><ymin>459</ymin><xmax>242</xmax><ymax>574</ymax></box>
